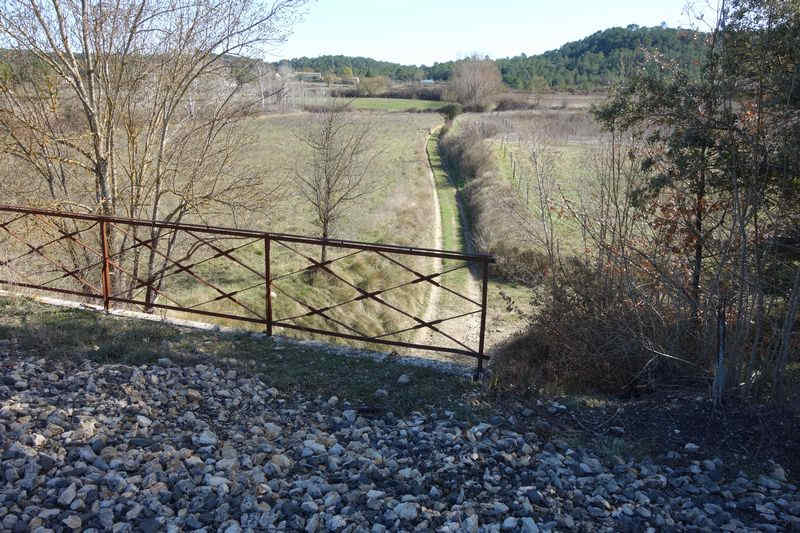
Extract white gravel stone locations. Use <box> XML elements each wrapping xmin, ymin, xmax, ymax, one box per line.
<box><xmin>520</xmin><ymin>517</ymin><xmax>539</xmax><ymax>533</ymax></box>
<box><xmin>0</xmin><ymin>351</ymin><xmax>796</xmax><ymax>533</ymax></box>
<box><xmin>58</xmin><ymin>483</ymin><xmax>77</xmax><ymax>507</ymax></box>
<box><xmin>195</xmin><ymin>429</ymin><xmax>218</xmax><ymax>446</ymax></box>
<box><xmin>394</xmin><ymin>502</ymin><xmax>418</xmax><ymax>520</ymax></box>
<box><xmin>263</xmin><ymin>422</ymin><xmax>282</xmax><ymax>440</ymax></box>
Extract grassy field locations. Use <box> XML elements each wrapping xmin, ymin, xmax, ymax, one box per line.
<box><xmin>342</xmin><ymin>97</ymin><xmax>451</xmax><ymax>112</ymax></box>
<box><xmin>0</xmin><ymin>110</ymin><xmax>453</xmax><ymax>357</ymax></box>
<box><xmin>181</xmin><ymin>111</ymin><xmax>447</xmax><ymax>351</ymax></box>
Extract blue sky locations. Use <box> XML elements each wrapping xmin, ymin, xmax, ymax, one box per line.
<box><xmin>272</xmin><ymin>0</ymin><xmax>714</xmax><ymax>66</ymax></box>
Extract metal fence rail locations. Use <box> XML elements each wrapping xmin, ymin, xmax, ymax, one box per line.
<box><xmin>0</xmin><ymin>204</ymin><xmax>492</xmax><ymax>377</ymax></box>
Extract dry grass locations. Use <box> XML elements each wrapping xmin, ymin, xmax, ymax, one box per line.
<box><xmin>170</xmin><ymin>111</ymin><xmax>447</xmax><ymax>351</ymax></box>
<box><xmin>452</xmin><ymin>109</ymin><xmax>605</xmax><ymax>255</ymax></box>
<box><xmin>0</xmin><ymin>110</ymin><xmax>454</xmax><ymax>356</ymax></box>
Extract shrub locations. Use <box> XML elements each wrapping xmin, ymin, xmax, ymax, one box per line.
<box><xmin>438</xmin><ymin>121</ymin><xmax>499</xmax><ymax>182</ymax></box>
<box><xmin>462</xmin><ymin>102</ymin><xmax>491</xmax><ymax>113</ymax></box>
<box><xmin>490</xmin><ymin>258</ymin><xmax>702</xmax><ymax>395</ymax></box>
<box><xmin>383</xmin><ymin>85</ymin><xmax>444</xmax><ymax>101</ymax></box>
<box><xmin>494</xmin><ymin>95</ymin><xmax>536</xmax><ymax>111</ymax></box>
<box><xmin>438</xmin><ymin>103</ymin><xmax>462</xmax><ymax>121</ymax></box>
<box><xmin>330</xmin><ymin>88</ymin><xmax>359</xmax><ymax>98</ymax></box>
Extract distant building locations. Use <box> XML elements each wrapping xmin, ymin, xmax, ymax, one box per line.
<box><xmin>295</xmin><ymin>72</ymin><xmax>323</xmax><ymax>82</ymax></box>
<box><xmin>420</xmin><ymin>79</ymin><xmax>435</xmax><ymax>85</ymax></box>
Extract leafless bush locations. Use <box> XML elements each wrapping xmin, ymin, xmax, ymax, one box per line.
<box><xmin>447</xmin><ymin>56</ymin><xmax>504</xmax><ymax>110</ymax></box>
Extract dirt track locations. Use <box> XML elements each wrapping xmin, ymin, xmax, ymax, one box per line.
<box><xmin>417</xmin><ymin>127</ymin><xmax>482</xmax><ymax>367</ymax></box>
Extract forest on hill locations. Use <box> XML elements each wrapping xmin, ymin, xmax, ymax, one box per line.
<box><xmin>279</xmin><ymin>25</ymin><xmax>707</xmax><ymax>90</ymax></box>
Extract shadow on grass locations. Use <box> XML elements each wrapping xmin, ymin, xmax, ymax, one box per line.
<box><xmin>0</xmin><ymin>296</ymin><xmax>477</xmax><ymax>416</ymax></box>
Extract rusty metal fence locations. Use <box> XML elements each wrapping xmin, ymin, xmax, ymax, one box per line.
<box><xmin>0</xmin><ymin>205</ymin><xmax>492</xmax><ymax>376</ymax></box>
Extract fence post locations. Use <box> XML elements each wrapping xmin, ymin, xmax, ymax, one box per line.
<box><xmin>100</xmin><ymin>219</ymin><xmax>111</xmax><ymax>312</ymax></box>
<box><xmin>475</xmin><ymin>255</ymin><xmax>490</xmax><ymax>381</ymax></box>
<box><xmin>265</xmin><ymin>235</ymin><xmax>272</xmax><ymax>336</ymax></box>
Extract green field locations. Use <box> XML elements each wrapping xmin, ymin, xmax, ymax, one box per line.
<box><xmin>344</xmin><ymin>97</ymin><xmax>451</xmax><ymax>112</ymax></box>
<box><xmin>492</xmin><ymin>138</ymin><xmax>590</xmax><ymax>254</ymax></box>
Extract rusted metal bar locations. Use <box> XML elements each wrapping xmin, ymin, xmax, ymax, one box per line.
<box><xmin>270</xmin><ymin>282</ymin><xmax>366</xmax><ymax>336</ymax></box>
<box><xmin>0</xmin><ymin>224</ymin><xmax>98</xmax><ymax>266</ymax></box>
<box><xmin>102</xmin><ymin>253</ymin><xmax>191</xmax><ymax>311</ymax></box>
<box><xmin>270</xmin><ymin>232</ymin><xmax>491</xmax><ymax>262</ymax></box>
<box><xmin>0</xmin><ymin>279</ymin><xmax>103</xmax><ymax>300</ymax></box>
<box><xmin>100</xmin><ymin>220</ymin><xmax>112</xmax><ymax>312</ymax></box>
<box><xmin>0</xmin><ymin>204</ymin><xmax>494</xmax><ymax>262</ymax></box>
<box><xmin>275</xmin><ymin>264</ymin><xmax>465</xmax><ymax>323</ymax></box>
<box><xmin>370</xmin><ymin>309</ymin><xmax>481</xmax><ymax>340</ymax></box>
<box><xmin>109</xmin><ymin>296</ymin><xmax>267</xmax><ymax>324</ymax></box>
<box><xmin>41</xmin><ymin>261</ymin><xmax>103</xmax><ymax>287</ymax></box>
<box><xmin>273</xmin><ymin>321</ymin><xmax>488</xmax><ymax>359</ymax></box>
<box><xmin>127</xmin><ymin>231</ymin><xmax>264</xmax><ymax>320</ymax></box>
<box><xmin>0</xmin><ymin>205</ymin><xmax>494</xmax><ymax>363</ymax></box>
<box><xmin>275</xmin><ymin>240</ymin><xmax>477</xmax><ymax>354</ymax></box>
<box><xmin>374</xmin><ymin>250</ymin><xmax>482</xmax><ymax>307</ymax></box>
<box><xmin>0</xmin><ymin>213</ymin><xmax>29</xmax><ymax>230</ymax></box>
<box><xmin>265</xmin><ymin>236</ymin><xmax>272</xmax><ymax>337</ymax></box>
<box><xmin>270</xmin><ymin>249</ymin><xmax>363</xmax><ymax>284</ymax></box>
<box><xmin>187</xmin><ymin>281</ymin><xmax>265</xmax><ymax>310</ymax></box>
<box><xmin>0</xmin><ymin>204</ymin><xmax>266</xmax><ymax>239</ymax></box>
<box><xmin>475</xmin><ymin>256</ymin><xmax>491</xmax><ymax>380</ymax></box>
<box><xmin>185</xmin><ymin>231</ymin><xmax>264</xmax><ymax>278</ymax></box>
<box><xmin>0</xmin><ymin>222</ymin><xmax>102</xmax><ymax>295</ymax></box>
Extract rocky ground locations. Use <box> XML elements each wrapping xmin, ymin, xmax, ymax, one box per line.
<box><xmin>1</xmin><ymin>353</ymin><xmax>799</xmax><ymax>533</ymax></box>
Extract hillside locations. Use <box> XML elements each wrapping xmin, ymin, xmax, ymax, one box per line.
<box><xmin>496</xmin><ymin>25</ymin><xmax>707</xmax><ymax>90</ymax></box>
<box><xmin>277</xmin><ymin>54</ymin><xmax>424</xmax><ymax>81</ymax></box>
<box><xmin>276</xmin><ymin>25</ymin><xmax>707</xmax><ymax>91</ymax></box>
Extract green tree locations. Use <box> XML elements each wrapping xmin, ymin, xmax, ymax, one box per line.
<box><xmin>593</xmin><ymin>0</ymin><xmax>800</xmax><ymax>401</ymax></box>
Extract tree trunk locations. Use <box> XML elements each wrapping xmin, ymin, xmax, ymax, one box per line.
<box><xmin>691</xmin><ymin>163</ymin><xmax>706</xmax><ymax>345</ymax></box>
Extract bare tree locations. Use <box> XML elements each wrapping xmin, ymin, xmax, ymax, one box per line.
<box><xmin>0</xmin><ymin>0</ymin><xmax>307</xmax><ymax>305</ymax></box>
<box><xmin>293</xmin><ymin>100</ymin><xmax>379</xmax><ymax>265</ymax></box>
<box><xmin>448</xmin><ymin>55</ymin><xmax>504</xmax><ymax>110</ymax></box>
<box><xmin>524</xmin><ymin>128</ymin><xmax>559</xmax><ymax>267</ymax></box>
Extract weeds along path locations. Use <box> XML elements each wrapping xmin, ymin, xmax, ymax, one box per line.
<box><xmin>421</xmin><ymin>126</ymin><xmax>482</xmax><ymax>357</ymax></box>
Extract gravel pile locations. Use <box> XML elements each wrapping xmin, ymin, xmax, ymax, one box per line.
<box><xmin>1</xmin><ymin>354</ymin><xmax>798</xmax><ymax>532</ymax></box>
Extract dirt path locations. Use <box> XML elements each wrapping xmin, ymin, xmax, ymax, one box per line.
<box><xmin>418</xmin><ymin>126</ymin><xmax>483</xmax><ymax>363</ymax></box>
<box><xmin>416</xmin><ymin>129</ymin><xmax>443</xmax><ymax>348</ymax></box>
<box><xmin>455</xmin><ymin>188</ymin><xmax>483</xmax><ymax>357</ymax></box>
